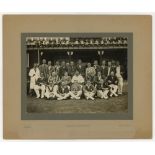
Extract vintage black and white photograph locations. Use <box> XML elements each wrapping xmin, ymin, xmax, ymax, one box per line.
<box><xmin>22</xmin><ymin>33</ymin><xmax>132</xmax><ymax>120</ymax></box>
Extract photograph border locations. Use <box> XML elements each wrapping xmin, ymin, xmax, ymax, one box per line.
<box><xmin>21</xmin><ymin>32</ymin><xmax>133</xmax><ymax>120</ymax></box>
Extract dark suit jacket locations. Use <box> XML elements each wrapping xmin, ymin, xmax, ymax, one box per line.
<box><xmin>69</xmin><ymin>65</ymin><xmax>76</xmax><ymax>76</ymax></box>
<box><xmin>94</xmin><ymin>75</ymin><xmax>106</xmax><ymax>84</ymax></box>
<box><xmin>39</xmin><ymin>64</ymin><xmax>49</xmax><ymax>78</ymax></box>
<box><xmin>101</xmin><ymin>65</ymin><xmax>108</xmax><ymax>77</ymax></box>
<box><xmin>96</xmin><ymin>82</ymin><xmax>109</xmax><ymax>90</ymax></box>
<box><xmin>111</xmin><ymin>65</ymin><xmax>116</xmax><ymax>74</ymax></box>
<box><xmin>58</xmin><ymin>85</ymin><xmax>70</xmax><ymax>94</ymax></box>
<box><xmin>59</xmin><ymin>66</ymin><xmax>67</xmax><ymax>78</ymax></box>
<box><xmin>76</xmin><ymin>64</ymin><xmax>85</xmax><ymax>76</ymax></box>
<box><xmin>36</xmin><ymin>77</ymin><xmax>47</xmax><ymax>85</ymax></box>
<box><xmin>83</xmin><ymin>84</ymin><xmax>96</xmax><ymax>92</ymax></box>
<box><xmin>107</xmin><ymin>75</ymin><xmax>118</xmax><ymax>85</ymax></box>
<box><xmin>107</xmin><ymin>66</ymin><xmax>116</xmax><ymax>76</ymax></box>
<box><xmin>65</xmin><ymin>66</ymin><xmax>71</xmax><ymax>75</ymax></box>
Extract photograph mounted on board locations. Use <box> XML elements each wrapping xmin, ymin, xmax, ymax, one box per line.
<box><xmin>4</xmin><ymin>15</ymin><xmax>152</xmax><ymax>139</ymax></box>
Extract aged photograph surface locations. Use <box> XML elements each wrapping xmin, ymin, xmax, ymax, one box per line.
<box><xmin>22</xmin><ymin>33</ymin><xmax>132</xmax><ymax>119</ymax></box>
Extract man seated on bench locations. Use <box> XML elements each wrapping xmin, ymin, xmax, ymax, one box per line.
<box><xmin>34</xmin><ymin>73</ymin><xmax>47</xmax><ymax>98</ymax></box>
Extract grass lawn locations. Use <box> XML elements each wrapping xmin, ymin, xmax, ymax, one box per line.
<box><xmin>27</xmin><ymin>93</ymin><xmax>128</xmax><ymax>114</ymax></box>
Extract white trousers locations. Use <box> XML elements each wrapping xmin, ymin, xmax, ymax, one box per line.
<box><xmin>34</xmin><ymin>85</ymin><xmax>46</xmax><ymax>98</ymax></box>
<box><xmin>30</xmin><ymin>76</ymin><xmax>36</xmax><ymax>90</ymax></box>
<box><xmin>53</xmin><ymin>85</ymin><xmax>70</xmax><ymax>99</ymax></box>
<box><xmin>44</xmin><ymin>85</ymin><xmax>58</xmax><ymax>99</ymax></box>
<box><xmin>97</xmin><ymin>89</ymin><xmax>109</xmax><ymax>98</ymax></box>
<box><xmin>109</xmin><ymin>84</ymin><xmax>118</xmax><ymax>95</ymax></box>
<box><xmin>69</xmin><ymin>91</ymin><xmax>82</xmax><ymax>99</ymax></box>
<box><xmin>117</xmin><ymin>76</ymin><xmax>123</xmax><ymax>94</ymax></box>
<box><xmin>84</xmin><ymin>92</ymin><xmax>95</xmax><ymax>98</ymax></box>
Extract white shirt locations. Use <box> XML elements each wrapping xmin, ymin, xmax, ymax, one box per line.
<box><xmin>29</xmin><ymin>68</ymin><xmax>40</xmax><ymax>89</ymax></box>
<box><xmin>107</xmin><ymin>66</ymin><xmax>111</xmax><ymax>76</ymax></box>
<box><xmin>116</xmin><ymin>65</ymin><xmax>122</xmax><ymax>78</ymax></box>
<box><xmin>71</xmin><ymin>75</ymin><xmax>84</xmax><ymax>84</ymax></box>
<box><xmin>48</xmin><ymin>65</ymin><xmax>52</xmax><ymax>71</ymax></box>
<box><xmin>98</xmin><ymin>75</ymin><xmax>102</xmax><ymax>81</ymax></box>
<box><xmin>29</xmin><ymin>67</ymin><xmax>40</xmax><ymax>79</ymax></box>
<box><xmin>116</xmin><ymin>66</ymin><xmax>121</xmax><ymax>75</ymax></box>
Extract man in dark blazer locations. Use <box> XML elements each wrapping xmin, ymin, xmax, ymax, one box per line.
<box><xmin>93</xmin><ymin>60</ymin><xmax>101</xmax><ymax>74</ymax></box>
<box><xmin>65</xmin><ymin>62</ymin><xmax>72</xmax><ymax>76</ymax></box>
<box><xmin>59</xmin><ymin>61</ymin><xmax>67</xmax><ymax>78</ymax></box>
<box><xmin>47</xmin><ymin>60</ymin><xmax>54</xmax><ymax>75</ymax></box>
<box><xmin>76</xmin><ymin>59</ymin><xmax>85</xmax><ymax>77</ymax></box>
<box><xmin>94</xmin><ymin>71</ymin><xmax>106</xmax><ymax>85</ymax></box>
<box><xmin>111</xmin><ymin>60</ymin><xmax>116</xmax><ymax>74</ymax></box>
<box><xmin>101</xmin><ymin>60</ymin><xmax>108</xmax><ymax>78</ymax></box>
<box><xmin>39</xmin><ymin>59</ymin><xmax>49</xmax><ymax>79</ymax></box>
<box><xmin>70</xmin><ymin>61</ymin><xmax>76</xmax><ymax>77</ymax></box>
<box><xmin>107</xmin><ymin>61</ymin><xmax>116</xmax><ymax>77</ymax></box>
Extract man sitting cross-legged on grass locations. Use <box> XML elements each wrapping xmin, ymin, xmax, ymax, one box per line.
<box><xmin>107</xmin><ymin>71</ymin><xmax>118</xmax><ymax>97</ymax></box>
<box><xmin>83</xmin><ymin>79</ymin><xmax>96</xmax><ymax>100</ymax></box>
<box><xmin>69</xmin><ymin>80</ymin><xmax>83</xmax><ymax>100</ymax></box>
<box><xmin>54</xmin><ymin>81</ymin><xmax>71</xmax><ymax>100</ymax></box>
<box><xmin>95</xmin><ymin>79</ymin><xmax>109</xmax><ymax>99</ymax></box>
<box><xmin>44</xmin><ymin>72</ymin><xmax>60</xmax><ymax>99</ymax></box>
<box><xmin>94</xmin><ymin>71</ymin><xmax>109</xmax><ymax>99</ymax></box>
<box><xmin>34</xmin><ymin>73</ymin><xmax>47</xmax><ymax>98</ymax></box>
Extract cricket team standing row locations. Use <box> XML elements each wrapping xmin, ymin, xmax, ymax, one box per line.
<box><xmin>28</xmin><ymin>59</ymin><xmax>125</xmax><ymax>100</ymax></box>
